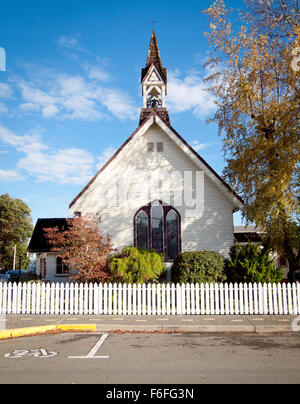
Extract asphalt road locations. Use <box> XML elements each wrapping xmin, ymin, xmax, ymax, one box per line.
<box><xmin>0</xmin><ymin>332</ymin><xmax>299</xmax><ymax>384</ymax></box>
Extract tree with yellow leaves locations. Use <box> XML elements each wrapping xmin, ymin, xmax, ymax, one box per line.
<box><xmin>203</xmin><ymin>0</ymin><xmax>299</xmax><ymax>281</ymax></box>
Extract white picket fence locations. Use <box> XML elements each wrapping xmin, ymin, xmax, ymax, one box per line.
<box><xmin>0</xmin><ymin>281</ymin><xmax>299</xmax><ymax>316</ymax></box>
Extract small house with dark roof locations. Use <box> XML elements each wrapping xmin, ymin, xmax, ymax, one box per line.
<box><xmin>29</xmin><ymin>31</ymin><xmax>244</xmax><ymax>282</ymax></box>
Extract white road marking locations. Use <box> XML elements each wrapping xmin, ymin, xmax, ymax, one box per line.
<box><xmin>69</xmin><ymin>334</ymin><xmax>110</xmax><ymax>359</ymax></box>
<box><xmin>5</xmin><ymin>349</ymin><xmax>57</xmax><ymax>358</ymax></box>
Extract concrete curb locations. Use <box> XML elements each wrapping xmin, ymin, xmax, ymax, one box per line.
<box><xmin>0</xmin><ymin>324</ymin><xmax>97</xmax><ymax>340</ymax></box>
<box><xmin>95</xmin><ymin>324</ymin><xmax>295</xmax><ymax>334</ymax></box>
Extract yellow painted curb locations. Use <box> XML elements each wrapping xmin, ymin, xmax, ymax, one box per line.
<box><xmin>0</xmin><ymin>324</ymin><xmax>96</xmax><ymax>340</ymax></box>
<box><xmin>57</xmin><ymin>324</ymin><xmax>97</xmax><ymax>332</ymax></box>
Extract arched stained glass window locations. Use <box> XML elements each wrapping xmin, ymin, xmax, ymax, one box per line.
<box><xmin>166</xmin><ymin>210</ymin><xmax>179</xmax><ymax>260</ymax></box>
<box><xmin>134</xmin><ymin>201</ymin><xmax>181</xmax><ymax>260</ymax></box>
<box><xmin>151</xmin><ymin>201</ymin><xmax>164</xmax><ymax>254</ymax></box>
<box><xmin>136</xmin><ymin>210</ymin><xmax>149</xmax><ymax>250</ymax></box>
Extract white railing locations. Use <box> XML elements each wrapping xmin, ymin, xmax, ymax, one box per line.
<box><xmin>0</xmin><ymin>282</ymin><xmax>299</xmax><ymax>316</ymax></box>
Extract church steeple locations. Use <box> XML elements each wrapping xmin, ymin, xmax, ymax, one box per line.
<box><xmin>140</xmin><ymin>30</ymin><xmax>170</xmax><ymax>125</ymax></box>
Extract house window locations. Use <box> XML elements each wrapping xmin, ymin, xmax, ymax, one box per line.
<box><xmin>56</xmin><ymin>257</ymin><xmax>69</xmax><ymax>276</ymax></box>
<box><xmin>134</xmin><ymin>201</ymin><xmax>181</xmax><ymax>260</ymax></box>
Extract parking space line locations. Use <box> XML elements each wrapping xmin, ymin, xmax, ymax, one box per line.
<box><xmin>135</xmin><ymin>320</ymin><xmax>147</xmax><ymax>322</ymax></box>
<box><xmin>69</xmin><ymin>334</ymin><xmax>110</xmax><ymax>359</ymax></box>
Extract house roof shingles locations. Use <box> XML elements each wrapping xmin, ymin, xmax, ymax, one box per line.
<box><xmin>28</xmin><ymin>218</ymin><xmax>68</xmax><ymax>253</ymax></box>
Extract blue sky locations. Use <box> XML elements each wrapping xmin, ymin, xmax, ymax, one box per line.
<box><xmin>0</xmin><ymin>0</ymin><xmax>245</xmax><ymax>226</ymax></box>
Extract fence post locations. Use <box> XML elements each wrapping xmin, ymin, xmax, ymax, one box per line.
<box><xmin>157</xmin><ymin>284</ymin><xmax>161</xmax><ymax>316</ymax></box>
<box><xmin>94</xmin><ymin>283</ymin><xmax>99</xmax><ymax>316</ymax></box>
<box><xmin>278</xmin><ymin>283</ymin><xmax>283</xmax><ymax>315</ymax></box>
<box><xmin>234</xmin><ymin>283</ymin><xmax>239</xmax><ymax>315</ymax></box>
<box><xmin>112</xmin><ymin>283</ymin><xmax>117</xmax><ymax>315</ymax></box>
<box><xmin>181</xmin><ymin>284</ymin><xmax>186</xmax><ymax>315</ymax></box>
<box><xmin>292</xmin><ymin>283</ymin><xmax>298</xmax><ymax>315</ymax></box>
<box><xmin>142</xmin><ymin>284</ymin><xmax>147</xmax><ymax>315</ymax></box>
<box><xmin>215</xmin><ymin>284</ymin><xmax>219</xmax><ymax>316</ymax></box>
<box><xmin>138</xmin><ymin>284</ymin><xmax>142</xmax><ymax>315</ymax></box>
<box><xmin>273</xmin><ymin>283</ymin><xmax>278</xmax><ymax>315</ymax></box>
<box><xmin>108</xmin><ymin>283</ymin><xmax>113</xmax><ymax>315</ymax></box>
<box><xmin>0</xmin><ymin>283</ymin><xmax>3</xmax><ymax>314</ymax></box>
<box><xmin>191</xmin><ymin>283</ymin><xmax>195</xmax><ymax>315</ymax></box>
<box><xmin>263</xmin><ymin>283</ymin><xmax>268</xmax><ymax>315</ymax></box>
<box><xmin>206</xmin><ymin>283</ymin><xmax>210</xmax><ymax>315</ymax></box>
<box><xmin>123</xmin><ymin>284</ymin><xmax>127</xmax><ymax>316</ymax></box>
<box><xmin>68</xmin><ymin>283</ymin><xmax>73</xmax><ymax>315</ymax></box>
<box><xmin>248</xmin><ymin>283</ymin><xmax>253</xmax><ymax>315</ymax></box>
<box><xmin>297</xmin><ymin>283</ymin><xmax>300</xmax><ymax>315</ymax></box>
<box><xmin>171</xmin><ymin>284</ymin><xmax>176</xmax><ymax>316</ymax></box>
<box><xmin>147</xmin><ymin>284</ymin><xmax>151</xmax><ymax>316</ymax></box>
<box><xmin>161</xmin><ymin>284</ymin><xmax>166</xmax><ymax>315</ymax></box>
<box><xmin>287</xmin><ymin>283</ymin><xmax>293</xmax><ymax>314</ymax></box>
<box><xmin>166</xmin><ymin>284</ymin><xmax>171</xmax><ymax>315</ymax></box>
<box><xmin>133</xmin><ymin>284</ymin><xmax>137</xmax><ymax>316</ymax></box>
<box><xmin>128</xmin><ymin>284</ymin><xmax>132</xmax><ymax>316</ymax></box>
<box><xmin>220</xmin><ymin>283</ymin><xmax>224</xmax><ymax>315</ymax></box>
<box><xmin>60</xmin><ymin>283</ymin><xmax>65</xmax><ymax>315</ymax></box>
<box><xmin>186</xmin><ymin>284</ymin><xmax>191</xmax><ymax>315</ymax></box>
<box><xmin>268</xmin><ymin>283</ymin><xmax>273</xmax><ymax>315</ymax></box>
<box><xmin>74</xmin><ymin>283</ymin><xmax>79</xmax><ymax>315</ymax></box>
<box><xmin>152</xmin><ymin>284</ymin><xmax>157</xmax><ymax>316</ymax></box>
<box><xmin>243</xmin><ymin>283</ymin><xmax>248</xmax><ymax>315</ymax></box>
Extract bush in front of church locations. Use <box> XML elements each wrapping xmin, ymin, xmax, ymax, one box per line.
<box><xmin>109</xmin><ymin>247</ymin><xmax>166</xmax><ymax>284</ymax></box>
<box><xmin>171</xmin><ymin>251</ymin><xmax>226</xmax><ymax>284</ymax></box>
<box><xmin>224</xmin><ymin>242</ymin><xmax>283</xmax><ymax>284</ymax></box>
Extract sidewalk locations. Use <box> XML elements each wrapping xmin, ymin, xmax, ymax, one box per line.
<box><xmin>1</xmin><ymin>314</ymin><xmax>299</xmax><ymax>334</ymax></box>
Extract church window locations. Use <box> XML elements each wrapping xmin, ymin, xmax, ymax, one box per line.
<box><xmin>136</xmin><ymin>210</ymin><xmax>149</xmax><ymax>250</ymax></box>
<box><xmin>148</xmin><ymin>142</ymin><xmax>154</xmax><ymax>152</ymax></box>
<box><xmin>166</xmin><ymin>210</ymin><xmax>180</xmax><ymax>260</ymax></box>
<box><xmin>134</xmin><ymin>201</ymin><xmax>181</xmax><ymax>260</ymax></box>
<box><xmin>157</xmin><ymin>142</ymin><xmax>164</xmax><ymax>152</ymax></box>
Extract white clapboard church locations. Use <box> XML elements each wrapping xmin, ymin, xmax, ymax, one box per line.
<box><xmin>28</xmin><ymin>30</ymin><xmax>244</xmax><ymax>282</ymax></box>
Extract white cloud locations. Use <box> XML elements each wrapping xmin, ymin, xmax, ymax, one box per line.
<box><xmin>0</xmin><ymin>82</ymin><xmax>13</xmax><ymax>98</ymax></box>
<box><xmin>16</xmin><ymin>70</ymin><xmax>137</xmax><ymax>121</ymax></box>
<box><xmin>85</xmin><ymin>65</ymin><xmax>111</xmax><ymax>83</ymax></box>
<box><xmin>0</xmin><ymin>125</ymin><xmax>96</xmax><ymax>185</ymax></box>
<box><xmin>17</xmin><ymin>147</ymin><xmax>95</xmax><ymax>185</ymax></box>
<box><xmin>0</xmin><ymin>102</ymin><xmax>8</xmax><ymax>115</ymax></box>
<box><xmin>58</xmin><ymin>35</ymin><xmax>84</xmax><ymax>53</ymax></box>
<box><xmin>190</xmin><ymin>140</ymin><xmax>214</xmax><ymax>152</ymax></box>
<box><xmin>167</xmin><ymin>70</ymin><xmax>216</xmax><ymax>118</ymax></box>
<box><xmin>0</xmin><ymin>169</ymin><xmax>22</xmax><ymax>182</ymax></box>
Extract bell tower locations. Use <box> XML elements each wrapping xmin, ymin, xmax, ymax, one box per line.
<box><xmin>140</xmin><ymin>30</ymin><xmax>170</xmax><ymax>125</ymax></box>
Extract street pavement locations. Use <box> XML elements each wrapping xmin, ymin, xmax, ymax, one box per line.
<box><xmin>0</xmin><ymin>332</ymin><xmax>299</xmax><ymax>384</ymax></box>
<box><xmin>1</xmin><ymin>314</ymin><xmax>299</xmax><ymax>334</ymax></box>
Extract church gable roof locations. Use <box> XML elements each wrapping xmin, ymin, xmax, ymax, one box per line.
<box><xmin>69</xmin><ymin>110</ymin><xmax>244</xmax><ymax>210</ymax></box>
